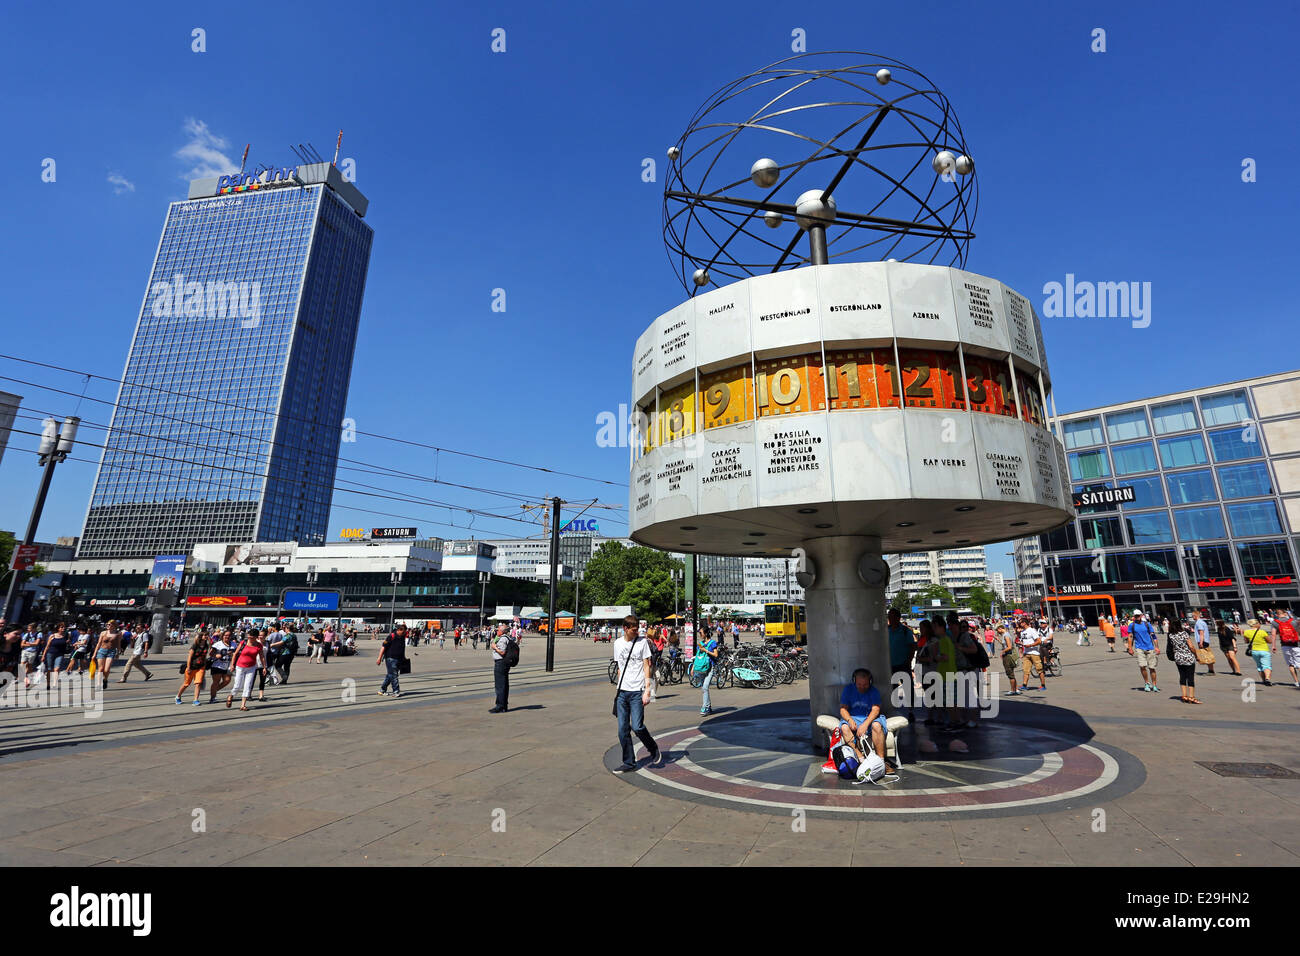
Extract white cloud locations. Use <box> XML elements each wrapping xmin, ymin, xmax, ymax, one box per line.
<box><xmin>107</xmin><ymin>172</ymin><xmax>135</xmax><ymax>194</ymax></box>
<box><xmin>175</xmin><ymin>117</ymin><xmax>238</xmax><ymax>180</ymax></box>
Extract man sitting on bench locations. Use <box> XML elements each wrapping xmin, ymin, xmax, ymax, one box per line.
<box><xmin>840</xmin><ymin>668</ymin><xmax>896</xmax><ymax>775</ymax></box>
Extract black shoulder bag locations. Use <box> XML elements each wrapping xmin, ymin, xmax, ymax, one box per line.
<box><xmin>611</xmin><ymin>635</ymin><xmax>643</xmax><ymax>716</ymax></box>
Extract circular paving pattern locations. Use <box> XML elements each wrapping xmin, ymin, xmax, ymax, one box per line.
<box><xmin>607</xmin><ymin>702</ymin><xmax>1145</xmax><ymax>820</ymax></box>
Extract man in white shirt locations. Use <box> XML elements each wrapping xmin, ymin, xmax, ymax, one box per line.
<box><xmin>611</xmin><ymin>615</ymin><xmax>661</xmax><ymax>773</ymax></box>
<box><xmin>118</xmin><ymin>625</ymin><xmax>155</xmax><ymax>682</ymax></box>
<box><xmin>1017</xmin><ymin>619</ymin><xmax>1046</xmax><ymax>691</ymax></box>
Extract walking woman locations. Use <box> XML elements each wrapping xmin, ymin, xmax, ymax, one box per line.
<box><xmin>1242</xmin><ymin>618</ymin><xmax>1276</xmax><ymax>686</ymax></box>
<box><xmin>94</xmin><ymin>621</ymin><xmax>124</xmax><ymax>689</ymax></box>
<box><xmin>1171</xmin><ymin>620</ymin><xmax>1201</xmax><ymax>704</ymax></box>
<box><xmin>697</xmin><ymin>628</ymin><xmax>721</xmax><ymax>716</ymax></box>
<box><xmin>175</xmin><ymin>628</ymin><xmax>211</xmax><ymax>705</ymax></box>
<box><xmin>226</xmin><ymin>629</ymin><xmax>266</xmax><ymax>711</ymax></box>
<box><xmin>207</xmin><ymin>629</ymin><xmax>234</xmax><ymax>703</ymax></box>
<box><xmin>1217</xmin><ymin>619</ymin><xmax>1243</xmax><ymax>675</ymax></box>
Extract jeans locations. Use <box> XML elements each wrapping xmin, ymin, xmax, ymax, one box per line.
<box><xmin>493</xmin><ymin>658</ymin><xmax>509</xmax><ymax>709</ymax></box>
<box><xmin>614</xmin><ymin>689</ymin><xmax>657</xmax><ymax>766</ymax></box>
<box><xmin>381</xmin><ymin>657</ymin><xmax>401</xmax><ymax>694</ymax></box>
<box><xmin>701</xmin><ymin>665</ymin><xmax>714</xmax><ymax>712</ymax></box>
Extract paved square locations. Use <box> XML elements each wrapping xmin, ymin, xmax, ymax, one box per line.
<box><xmin>1</xmin><ymin>636</ymin><xmax>1296</xmax><ymax>866</ymax></box>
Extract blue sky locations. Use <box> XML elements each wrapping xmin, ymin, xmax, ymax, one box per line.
<box><xmin>1</xmin><ymin>0</ymin><xmax>1296</xmax><ymax>582</ymax></box>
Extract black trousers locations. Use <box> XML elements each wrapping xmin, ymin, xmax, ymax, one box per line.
<box><xmin>1176</xmin><ymin>663</ymin><xmax>1196</xmax><ymax>687</ymax></box>
<box><xmin>494</xmin><ymin>658</ymin><xmax>510</xmax><ymax>709</ymax></box>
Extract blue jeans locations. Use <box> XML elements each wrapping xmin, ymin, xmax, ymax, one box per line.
<box><xmin>614</xmin><ymin>689</ymin><xmax>656</xmax><ymax>767</ymax></box>
<box><xmin>380</xmin><ymin>657</ymin><xmax>401</xmax><ymax>694</ymax></box>
<box><xmin>701</xmin><ymin>666</ymin><xmax>714</xmax><ymax>712</ymax></box>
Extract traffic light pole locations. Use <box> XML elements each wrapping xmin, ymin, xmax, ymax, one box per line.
<box><xmin>545</xmin><ymin>496</ymin><xmax>561</xmax><ymax>672</ymax></box>
<box><xmin>1</xmin><ymin>453</ymin><xmax>59</xmax><ymax>624</ymax></box>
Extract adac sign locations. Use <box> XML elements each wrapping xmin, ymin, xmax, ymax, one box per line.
<box><xmin>561</xmin><ymin>518</ymin><xmax>599</xmax><ymax>534</ymax></box>
<box><xmin>216</xmin><ymin>167</ymin><xmax>298</xmax><ymax>195</ymax></box>
<box><xmin>340</xmin><ymin>528</ymin><xmax>366</xmax><ymax>539</ymax></box>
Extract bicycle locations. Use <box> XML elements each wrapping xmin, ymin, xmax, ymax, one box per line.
<box><xmin>1043</xmin><ymin>643</ymin><xmax>1062</xmax><ymax>677</ymax></box>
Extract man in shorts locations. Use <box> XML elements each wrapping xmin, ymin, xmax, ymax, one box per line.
<box><xmin>1126</xmin><ymin>611</ymin><xmax>1160</xmax><ymax>693</ymax></box>
<box><xmin>1271</xmin><ymin>609</ymin><xmax>1300</xmax><ymax>688</ymax></box>
<box><xmin>999</xmin><ymin>624</ymin><xmax>1021</xmax><ymax>695</ymax></box>
<box><xmin>1017</xmin><ymin>618</ymin><xmax>1046</xmax><ymax>692</ymax></box>
<box><xmin>839</xmin><ymin>668</ymin><xmax>896</xmax><ymax>775</ymax></box>
<box><xmin>19</xmin><ymin>623</ymin><xmax>45</xmax><ymax>688</ymax></box>
<box><xmin>1100</xmin><ymin>616</ymin><xmax>1117</xmax><ymax>652</ymax></box>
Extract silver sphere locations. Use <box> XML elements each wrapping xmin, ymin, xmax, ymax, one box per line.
<box><xmin>667</xmin><ymin>145</ymin><xmax>681</xmax><ymax>161</ymax></box>
<box><xmin>932</xmin><ymin>150</ymin><xmax>956</xmax><ymax>174</ymax></box>
<box><xmin>750</xmin><ymin>157</ymin><xmax>780</xmax><ymax>189</ymax></box>
<box><xmin>875</xmin><ymin>68</ymin><xmax>891</xmax><ymax>85</ymax></box>
<box><xmin>794</xmin><ymin>189</ymin><xmax>837</xmax><ymax>230</ymax></box>
<box><xmin>954</xmin><ymin>154</ymin><xmax>974</xmax><ymax>176</ymax></box>
<box><xmin>763</xmin><ymin>210</ymin><xmax>784</xmax><ymax>229</ymax></box>
<box><xmin>692</xmin><ymin>268</ymin><xmax>710</xmax><ymax>287</ymax></box>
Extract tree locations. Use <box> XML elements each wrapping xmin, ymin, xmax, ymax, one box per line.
<box><xmin>964</xmin><ymin>583</ymin><xmax>998</xmax><ymax>618</ymax></box>
<box><xmin>889</xmin><ymin>589</ymin><xmax>913</xmax><ymax>613</ymax></box>
<box><xmin>580</xmin><ymin>544</ymin><xmax>708</xmax><ymax>620</ymax></box>
<box><xmin>916</xmin><ymin>583</ymin><xmax>955</xmax><ymax>611</ymax></box>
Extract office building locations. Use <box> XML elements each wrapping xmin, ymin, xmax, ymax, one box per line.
<box><xmin>1040</xmin><ymin>370</ymin><xmax>1299</xmax><ymax>623</ymax></box>
<box><xmin>886</xmin><ymin>547</ymin><xmax>989</xmax><ymax>602</ymax></box>
<box><xmin>78</xmin><ymin>162</ymin><xmax>374</xmax><ymax>559</ymax></box>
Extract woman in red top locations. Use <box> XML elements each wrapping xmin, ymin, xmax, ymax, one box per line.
<box><xmin>226</xmin><ymin>629</ymin><xmax>266</xmax><ymax>712</ymax></box>
<box><xmin>649</xmin><ymin>629</ymin><xmax>667</xmax><ymax>701</ymax></box>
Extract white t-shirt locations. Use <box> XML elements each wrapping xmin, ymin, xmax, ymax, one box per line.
<box><xmin>1020</xmin><ymin>627</ymin><xmax>1041</xmax><ymax>655</ymax></box>
<box><xmin>612</xmin><ymin>636</ymin><xmax>652</xmax><ymax>693</ymax></box>
<box><xmin>132</xmin><ymin>631</ymin><xmax>149</xmax><ymax>655</ymax></box>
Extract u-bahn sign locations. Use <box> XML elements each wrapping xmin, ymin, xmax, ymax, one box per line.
<box><xmin>282</xmin><ymin>589</ymin><xmax>341</xmax><ymax>612</ymax></box>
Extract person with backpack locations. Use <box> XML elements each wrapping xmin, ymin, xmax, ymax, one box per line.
<box><xmin>696</xmin><ymin>627</ymin><xmax>722</xmax><ymax>716</ymax></box>
<box><xmin>376</xmin><ymin>624</ymin><xmax>407</xmax><ymax>698</ymax></box>
<box><xmin>1170</xmin><ymin>619</ymin><xmax>1202</xmax><ymax>704</ymax></box>
<box><xmin>1271</xmin><ymin>609</ymin><xmax>1300</xmax><ymax>687</ymax></box>
<box><xmin>489</xmin><ymin>626</ymin><xmax>517</xmax><ymax>713</ymax></box>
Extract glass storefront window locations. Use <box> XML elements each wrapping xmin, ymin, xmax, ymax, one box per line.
<box><xmin>1081</xmin><ymin>516</ymin><xmax>1124</xmax><ymax>549</ymax></box>
<box><xmin>1200</xmin><ymin>390</ymin><xmax>1250</xmax><ymax>427</ymax></box>
<box><xmin>1226</xmin><ymin>501</ymin><xmax>1283</xmax><ymax>537</ymax></box>
<box><xmin>1217</xmin><ymin>462</ymin><xmax>1273</xmax><ymax>499</ymax></box>
<box><xmin>1064</xmin><ymin>417</ymin><xmax>1104</xmax><ymax>449</ymax></box>
<box><xmin>1126</xmin><ymin>511</ymin><xmax>1174</xmax><ymax>544</ymax></box>
<box><xmin>1105</xmin><ymin>408</ymin><xmax>1150</xmax><ymax>442</ymax></box>
<box><xmin>1111</xmin><ymin>441</ymin><xmax>1157</xmax><ymax>475</ymax></box>
<box><xmin>1069</xmin><ymin>449</ymin><xmax>1111</xmax><ymax>481</ymax></box>
<box><xmin>1106</xmin><ymin>548</ymin><xmax>1179</xmax><ymax>583</ymax></box>
<box><xmin>1174</xmin><ymin>505</ymin><xmax>1227</xmax><ymax>541</ymax></box>
<box><xmin>1194</xmin><ymin>544</ymin><xmax>1235</xmax><ymax>580</ymax></box>
<box><xmin>1151</xmin><ymin>399</ymin><xmax>1199</xmax><ymax>434</ymax></box>
<box><xmin>1041</xmin><ymin>523</ymin><xmax>1079</xmax><ymax>553</ymax></box>
<box><xmin>1121</xmin><ymin>475</ymin><xmax>1165</xmax><ymax>509</ymax></box>
<box><xmin>1158</xmin><ymin>434</ymin><xmax>1208</xmax><ymax>469</ymax></box>
<box><xmin>1165</xmin><ymin>469</ymin><xmax>1217</xmax><ymax>504</ymax></box>
<box><xmin>1236</xmin><ymin>540</ymin><xmax>1296</xmax><ymax>578</ymax></box>
<box><xmin>1207</xmin><ymin>427</ymin><xmax>1262</xmax><ymax>463</ymax></box>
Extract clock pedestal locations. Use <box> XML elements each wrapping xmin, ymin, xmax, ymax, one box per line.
<box><xmin>801</xmin><ymin>534</ymin><xmax>891</xmax><ymax>751</ymax></box>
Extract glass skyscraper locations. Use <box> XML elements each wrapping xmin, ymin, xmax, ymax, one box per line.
<box><xmin>79</xmin><ymin>163</ymin><xmax>373</xmax><ymax>558</ymax></box>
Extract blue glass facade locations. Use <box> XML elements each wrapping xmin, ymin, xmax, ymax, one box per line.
<box><xmin>1039</xmin><ymin>384</ymin><xmax>1300</xmax><ymax>621</ymax></box>
<box><xmin>80</xmin><ymin>180</ymin><xmax>373</xmax><ymax>558</ymax></box>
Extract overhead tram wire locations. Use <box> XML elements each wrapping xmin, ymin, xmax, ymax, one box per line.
<box><xmin>1</xmin><ymin>377</ymin><xmax>628</xmax><ymax>522</ymax></box>
<box><xmin>0</xmin><ymin>353</ymin><xmax>627</xmax><ymax>488</ymax></box>
<box><xmin>5</xmin><ymin>409</ymin><xmax>537</xmax><ymax>526</ymax></box>
<box><xmin>1</xmin><ymin>422</ymin><xmax>537</xmax><ymax>539</ymax></box>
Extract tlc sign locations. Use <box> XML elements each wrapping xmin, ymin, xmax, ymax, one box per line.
<box><xmin>216</xmin><ymin>167</ymin><xmax>298</xmax><ymax>195</ymax></box>
<box><xmin>561</xmin><ymin>518</ymin><xmax>599</xmax><ymax>534</ymax></box>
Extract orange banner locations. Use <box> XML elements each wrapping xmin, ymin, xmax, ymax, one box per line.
<box><xmin>186</xmin><ymin>596</ymin><xmax>249</xmax><ymax>606</ymax></box>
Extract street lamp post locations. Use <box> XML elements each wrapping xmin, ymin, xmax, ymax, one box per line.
<box><xmin>3</xmin><ymin>416</ymin><xmax>78</xmax><ymax>624</ymax></box>
<box><xmin>388</xmin><ymin>569</ymin><xmax>402</xmax><ymax>633</ymax></box>
<box><xmin>478</xmin><ymin>570</ymin><xmax>491</xmax><ymax>629</ymax></box>
<box><xmin>1043</xmin><ymin>555</ymin><xmax>1060</xmax><ymax>623</ymax></box>
<box><xmin>672</xmin><ymin>568</ymin><xmax>681</xmax><ymax>621</ymax></box>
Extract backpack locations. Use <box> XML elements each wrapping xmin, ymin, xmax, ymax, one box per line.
<box><xmin>964</xmin><ymin>637</ymin><xmax>990</xmax><ymax>670</ymax></box>
<box><xmin>1278</xmin><ymin>619</ymin><xmax>1299</xmax><ymax>646</ymax></box>
<box><xmin>285</xmin><ymin>633</ymin><xmax>299</xmax><ymax>655</ymax></box>
<box><xmin>504</xmin><ymin>638</ymin><xmax>520</xmax><ymax>668</ymax></box>
<box><xmin>1165</xmin><ymin>634</ymin><xmax>1177</xmax><ymax>662</ymax></box>
<box><xmin>693</xmin><ymin>647</ymin><xmax>712</xmax><ymax>673</ymax></box>
<box><xmin>831</xmin><ymin>743</ymin><xmax>861</xmax><ymax>781</ymax></box>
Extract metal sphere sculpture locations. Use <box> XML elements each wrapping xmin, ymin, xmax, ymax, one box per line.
<box><xmin>663</xmin><ymin>51</ymin><xmax>978</xmax><ymax>295</ymax></box>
